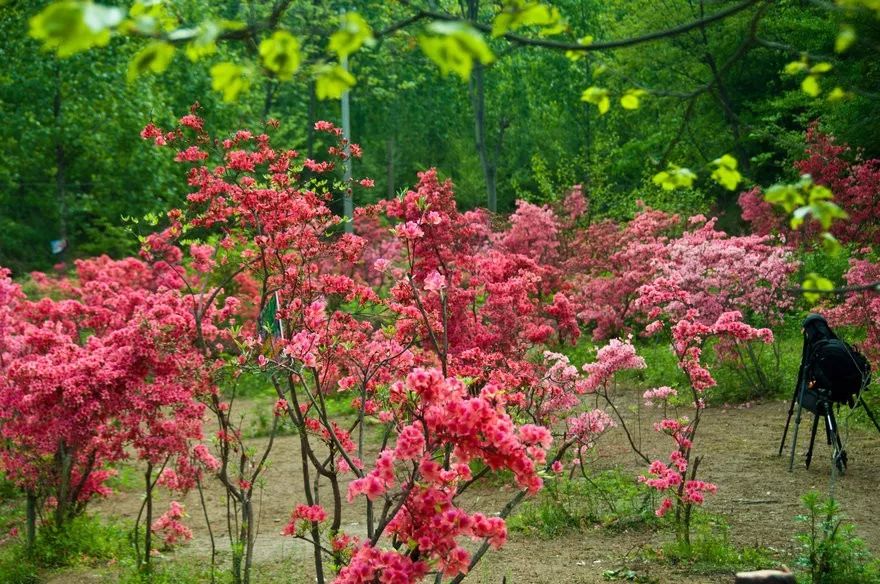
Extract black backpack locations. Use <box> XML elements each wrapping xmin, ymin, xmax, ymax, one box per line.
<box><xmin>807</xmin><ymin>339</ymin><xmax>872</xmax><ymax>406</ymax></box>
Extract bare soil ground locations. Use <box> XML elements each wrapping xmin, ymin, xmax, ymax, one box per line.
<box><xmin>74</xmin><ymin>397</ymin><xmax>880</xmax><ymax>583</ymax></box>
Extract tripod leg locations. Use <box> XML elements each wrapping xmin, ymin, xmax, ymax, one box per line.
<box><xmin>858</xmin><ymin>397</ymin><xmax>880</xmax><ymax>434</ymax></box>
<box><xmin>789</xmin><ymin>400</ymin><xmax>805</xmax><ymax>472</ymax></box>
<box><xmin>827</xmin><ymin>408</ymin><xmax>846</xmax><ymax>473</ymax></box>
<box><xmin>805</xmin><ymin>413</ymin><xmax>820</xmax><ymax>470</ymax></box>
<box><xmin>779</xmin><ymin>385</ymin><xmax>801</xmax><ymax>456</ymax></box>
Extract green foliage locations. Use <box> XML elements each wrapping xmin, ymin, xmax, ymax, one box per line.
<box><xmin>795</xmin><ymin>491</ymin><xmax>880</xmax><ymax>584</ymax></box>
<box><xmin>328</xmin><ymin>12</ymin><xmax>374</xmax><ymax>60</ymax></box>
<box><xmin>0</xmin><ymin>514</ymin><xmax>128</xmax><ymax>583</ymax></box>
<box><xmin>419</xmin><ymin>21</ymin><xmax>494</xmax><ymax>81</ymax></box>
<box><xmin>29</xmin><ymin>1</ymin><xmax>123</xmax><ymax>57</ymax></box>
<box><xmin>658</xmin><ymin>512</ymin><xmax>777</xmax><ymax>574</ymax></box>
<box><xmin>259</xmin><ymin>31</ymin><xmax>301</xmax><ymax>81</ymax></box>
<box><xmin>508</xmin><ymin>470</ymin><xmax>656</xmax><ymax>538</ymax></box>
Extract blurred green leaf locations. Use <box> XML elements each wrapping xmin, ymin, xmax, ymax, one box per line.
<box><xmin>315</xmin><ymin>64</ymin><xmax>355</xmax><ymax>99</ymax></box>
<box><xmin>127</xmin><ymin>41</ymin><xmax>175</xmax><ymax>82</ymax></box>
<box><xmin>210</xmin><ymin>62</ymin><xmax>251</xmax><ymax>102</ymax></box>
<box><xmin>328</xmin><ymin>12</ymin><xmax>374</xmax><ymax>59</ymax></box>
<box><xmin>419</xmin><ymin>21</ymin><xmax>494</xmax><ymax>81</ymax></box>
<box><xmin>259</xmin><ymin>30</ymin><xmax>301</xmax><ymax>81</ymax></box>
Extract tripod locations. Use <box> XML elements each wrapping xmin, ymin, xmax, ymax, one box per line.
<box><xmin>779</xmin><ymin>382</ymin><xmax>880</xmax><ymax>472</ymax></box>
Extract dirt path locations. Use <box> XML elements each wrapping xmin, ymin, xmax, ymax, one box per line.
<box><xmin>83</xmin><ymin>397</ymin><xmax>880</xmax><ymax>583</ymax></box>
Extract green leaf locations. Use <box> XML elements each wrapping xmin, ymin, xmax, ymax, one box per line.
<box><xmin>492</xmin><ymin>0</ymin><xmax>565</xmax><ymax>37</ymax></box>
<box><xmin>809</xmin><ymin>62</ymin><xmax>833</xmax><ymax>74</ymax></box>
<box><xmin>580</xmin><ymin>86</ymin><xmax>610</xmax><ymax>114</ymax></box>
<box><xmin>30</xmin><ymin>1</ymin><xmax>123</xmax><ymax>57</ymax></box>
<box><xmin>821</xmin><ymin>232</ymin><xmax>843</xmax><ymax>256</ymax></box>
<box><xmin>783</xmin><ymin>60</ymin><xmax>808</xmax><ymax>75</ymax></box>
<box><xmin>315</xmin><ymin>64</ymin><xmax>356</xmax><ymax>100</ymax></box>
<box><xmin>210</xmin><ymin>62</ymin><xmax>251</xmax><ymax>102</ymax></box>
<box><xmin>652</xmin><ymin>166</ymin><xmax>696</xmax><ymax>191</ymax></box>
<box><xmin>802</xmin><ymin>272</ymin><xmax>834</xmax><ymax>304</ymax></box>
<box><xmin>809</xmin><ymin>200</ymin><xmax>849</xmax><ymax>230</ymax></box>
<box><xmin>765</xmin><ymin>184</ymin><xmax>804</xmax><ymax>213</ymax></box>
<box><xmin>802</xmin><ymin>75</ymin><xmax>821</xmax><ymax>97</ymax></box>
<box><xmin>127</xmin><ymin>41</ymin><xmax>175</xmax><ymax>82</ymax></box>
<box><xmin>827</xmin><ymin>86</ymin><xmax>848</xmax><ymax>102</ymax></box>
<box><xmin>181</xmin><ymin>21</ymin><xmax>222</xmax><ymax>61</ymax></box>
<box><xmin>835</xmin><ymin>25</ymin><xmax>856</xmax><ymax>53</ymax></box>
<box><xmin>419</xmin><ymin>22</ymin><xmax>494</xmax><ymax>81</ymax></box>
<box><xmin>620</xmin><ymin>89</ymin><xmax>646</xmax><ymax>110</ymax></box>
<box><xmin>710</xmin><ymin>154</ymin><xmax>742</xmax><ymax>191</ymax></box>
<box><xmin>259</xmin><ymin>30</ymin><xmax>301</xmax><ymax>81</ymax></box>
<box><xmin>328</xmin><ymin>12</ymin><xmax>374</xmax><ymax>59</ymax></box>
<box><xmin>565</xmin><ymin>35</ymin><xmax>592</xmax><ymax>60</ymax></box>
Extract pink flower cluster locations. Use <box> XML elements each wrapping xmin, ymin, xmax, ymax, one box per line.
<box><xmin>580</xmin><ymin>338</ymin><xmax>646</xmax><ymax>391</ymax></box>
<box><xmin>643</xmin><ymin>386</ymin><xmax>677</xmax><ymax>406</ymax></box>
<box><xmin>281</xmin><ymin>504</ymin><xmax>328</xmax><ymax>536</ymax></box>
<box><xmin>151</xmin><ymin>501</ymin><xmax>193</xmax><ymax>546</ymax></box>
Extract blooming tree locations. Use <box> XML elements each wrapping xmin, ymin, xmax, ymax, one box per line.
<box><xmin>639</xmin><ymin>311</ymin><xmax>772</xmax><ymax>544</ymax></box>
<box><xmin>0</xmin><ymin>257</ymin><xmax>212</xmax><ymax>555</ymax></box>
<box><xmin>138</xmin><ymin>110</ymin><xmax>607</xmax><ymax>584</ymax></box>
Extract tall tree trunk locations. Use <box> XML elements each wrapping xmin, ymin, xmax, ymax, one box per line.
<box><xmin>26</xmin><ymin>491</ymin><xmax>36</xmax><ymax>547</ymax></box>
<box><xmin>694</xmin><ymin>0</ymin><xmax>750</xmax><ymax>173</ymax></box>
<box><xmin>470</xmin><ymin>61</ymin><xmax>497</xmax><ymax>213</ymax></box>
<box><xmin>143</xmin><ymin>464</ymin><xmax>154</xmax><ymax>572</ymax></box>
<box><xmin>465</xmin><ymin>0</ymin><xmax>498</xmax><ymax>212</ymax></box>
<box><xmin>386</xmin><ymin>136</ymin><xmax>395</xmax><ymax>199</ymax></box>
<box><xmin>54</xmin><ymin>66</ymin><xmax>68</xmax><ymax>261</ymax></box>
<box><xmin>306</xmin><ymin>80</ymin><xmax>317</xmax><ymax>159</ymax></box>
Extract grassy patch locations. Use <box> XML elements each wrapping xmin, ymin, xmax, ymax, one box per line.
<box><xmin>651</xmin><ymin>512</ymin><xmax>778</xmax><ymax>575</ymax></box>
<box><xmin>508</xmin><ymin>469</ymin><xmax>656</xmax><ymax>538</ymax></box>
<box><xmin>794</xmin><ymin>490</ymin><xmax>880</xmax><ymax>584</ymax></box>
<box><xmin>0</xmin><ymin>514</ymin><xmax>129</xmax><ymax>584</ymax></box>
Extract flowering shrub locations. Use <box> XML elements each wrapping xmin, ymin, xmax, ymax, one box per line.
<box><xmin>640</xmin><ymin>311</ymin><xmax>771</xmax><ymax>544</ymax></box>
<box><xmin>826</xmin><ymin>254</ymin><xmax>880</xmax><ymax>365</ymax></box>
<box><xmin>637</xmin><ymin>216</ymin><xmax>797</xmax><ymax>396</ymax></box>
<box><xmin>0</xmin><ymin>258</ymin><xmax>212</xmax><ymax>535</ymax></box>
<box><xmin>134</xmin><ymin>110</ymin><xmax>608</xmax><ymax>584</ymax></box>
<box><xmin>739</xmin><ymin>124</ymin><xmax>880</xmax><ymax>246</ymax></box>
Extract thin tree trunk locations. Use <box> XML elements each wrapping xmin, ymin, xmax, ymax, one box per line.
<box><xmin>143</xmin><ymin>464</ymin><xmax>154</xmax><ymax>572</ymax></box>
<box><xmin>470</xmin><ymin>61</ymin><xmax>497</xmax><ymax>212</ymax></box>
<box><xmin>386</xmin><ymin>136</ymin><xmax>395</xmax><ymax>198</ymax></box>
<box><xmin>242</xmin><ymin>499</ymin><xmax>255</xmax><ymax>584</ymax></box>
<box><xmin>465</xmin><ymin>0</ymin><xmax>498</xmax><ymax>212</ymax></box>
<box><xmin>26</xmin><ymin>491</ymin><xmax>36</xmax><ymax>547</ymax></box>
<box><xmin>54</xmin><ymin>66</ymin><xmax>68</xmax><ymax>261</ymax></box>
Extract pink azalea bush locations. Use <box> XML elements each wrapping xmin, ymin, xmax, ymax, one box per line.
<box><xmin>0</xmin><ymin>258</ymin><xmax>213</xmax><ymax>536</ymax></box>
<box><xmin>130</xmin><ymin>110</ymin><xmax>610</xmax><ymax>584</ymax></box>
<box><xmin>739</xmin><ymin>124</ymin><xmax>880</xmax><ymax>246</ymax></box>
<box><xmin>640</xmin><ymin>310</ymin><xmax>772</xmax><ymax>544</ymax></box>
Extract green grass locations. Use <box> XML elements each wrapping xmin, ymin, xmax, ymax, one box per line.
<box><xmin>653</xmin><ymin>512</ymin><xmax>778</xmax><ymax>575</ymax></box>
<box><xmin>508</xmin><ymin>469</ymin><xmax>656</xmax><ymax>538</ymax></box>
<box><xmin>794</xmin><ymin>491</ymin><xmax>880</xmax><ymax>584</ymax></box>
<box><xmin>0</xmin><ymin>514</ymin><xmax>129</xmax><ymax>584</ymax></box>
